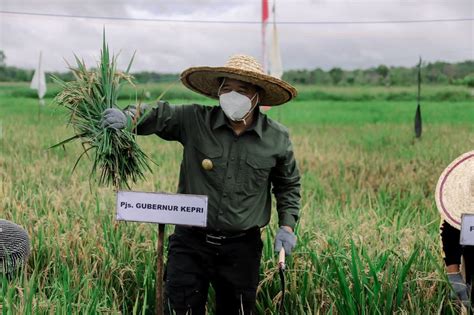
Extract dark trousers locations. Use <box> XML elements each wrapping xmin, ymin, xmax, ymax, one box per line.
<box><xmin>164</xmin><ymin>226</ymin><xmax>263</xmax><ymax>315</ymax></box>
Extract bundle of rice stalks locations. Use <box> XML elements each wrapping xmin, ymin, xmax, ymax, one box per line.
<box><xmin>52</xmin><ymin>32</ymin><xmax>152</xmax><ymax>189</ymax></box>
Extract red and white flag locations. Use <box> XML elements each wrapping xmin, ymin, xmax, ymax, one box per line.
<box><xmin>269</xmin><ymin>1</ymin><xmax>283</xmax><ymax>79</ymax></box>
<box><xmin>261</xmin><ymin>0</ymin><xmax>285</xmax><ymax>111</ymax></box>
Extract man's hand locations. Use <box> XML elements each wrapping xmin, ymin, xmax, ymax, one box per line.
<box><xmin>101</xmin><ymin>104</ymin><xmax>150</xmax><ymax>130</ymax></box>
<box><xmin>101</xmin><ymin>108</ymin><xmax>127</xmax><ymax>130</ymax></box>
<box><xmin>448</xmin><ymin>272</ymin><xmax>471</xmax><ymax>309</ymax></box>
<box><xmin>124</xmin><ymin>103</ymin><xmax>150</xmax><ymax>119</ymax></box>
<box><xmin>274</xmin><ymin>226</ymin><xmax>297</xmax><ymax>256</ymax></box>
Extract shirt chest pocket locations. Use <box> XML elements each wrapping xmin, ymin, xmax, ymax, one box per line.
<box><xmin>192</xmin><ymin>144</ymin><xmax>226</xmax><ymax>190</ymax></box>
<box><xmin>239</xmin><ymin>156</ymin><xmax>276</xmax><ymax>194</ymax></box>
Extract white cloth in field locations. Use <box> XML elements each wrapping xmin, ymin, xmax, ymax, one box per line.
<box><xmin>0</xmin><ymin>219</ymin><xmax>30</xmax><ymax>274</ymax></box>
<box><xmin>30</xmin><ymin>51</ymin><xmax>47</xmax><ymax>99</ymax></box>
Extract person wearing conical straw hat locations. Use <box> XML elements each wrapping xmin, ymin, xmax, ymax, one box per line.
<box><xmin>102</xmin><ymin>54</ymin><xmax>301</xmax><ymax>314</ymax></box>
<box><xmin>435</xmin><ymin>151</ymin><xmax>474</xmax><ymax>311</ymax></box>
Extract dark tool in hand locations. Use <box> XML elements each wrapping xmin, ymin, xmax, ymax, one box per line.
<box><xmin>278</xmin><ymin>247</ymin><xmax>286</xmax><ymax>314</ymax></box>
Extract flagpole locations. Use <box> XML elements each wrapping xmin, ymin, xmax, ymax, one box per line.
<box><xmin>262</xmin><ymin>0</ymin><xmax>268</xmax><ymax>73</ymax></box>
<box><xmin>262</xmin><ymin>25</ymin><xmax>266</xmax><ymax>73</ymax></box>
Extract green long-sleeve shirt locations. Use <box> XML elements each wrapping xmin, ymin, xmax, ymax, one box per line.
<box><xmin>136</xmin><ymin>101</ymin><xmax>301</xmax><ymax>232</ymax></box>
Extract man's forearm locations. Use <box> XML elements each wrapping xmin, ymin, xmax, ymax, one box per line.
<box><xmin>274</xmin><ymin>178</ymin><xmax>301</xmax><ymax>229</ymax></box>
<box><xmin>134</xmin><ymin>107</ymin><xmax>159</xmax><ymax>135</ymax></box>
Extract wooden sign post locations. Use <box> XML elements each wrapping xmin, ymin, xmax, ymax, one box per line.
<box><xmin>155</xmin><ymin>224</ymin><xmax>165</xmax><ymax>315</ymax></box>
<box><xmin>116</xmin><ymin>191</ymin><xmax>208</xmax><ymax>315</ymax></box>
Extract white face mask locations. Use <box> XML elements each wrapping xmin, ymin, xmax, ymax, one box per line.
<box><xmin>219</xmin><ymin>91</ymin><xmax>258</xmax><ymax>122</ymax></box>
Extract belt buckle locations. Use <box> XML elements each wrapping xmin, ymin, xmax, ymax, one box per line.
<box><xmin>205</xmin><ymin>234</ymin><xmax>225</xmax><ymax>246</ymax></box>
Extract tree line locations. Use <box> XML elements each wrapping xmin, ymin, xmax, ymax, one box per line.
<box><xmin>0</xmin><ymin>50</ymin><xmax>472</xmax><ymax>86</ymax></box>
<box><xmin>282</xmin><ymin>61</ymin><xmax>474</xmax><ymax>87</ymax></box>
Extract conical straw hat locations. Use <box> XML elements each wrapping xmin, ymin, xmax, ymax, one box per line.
<box><xmin>435</xmin><ymin>151</ymin><xmax>474</xmax><ymax>230</ymax></box>
<box><xmin>180</xmin><ymin>54</ymin><xmax>297</xmax><ymax>106</ymax></box>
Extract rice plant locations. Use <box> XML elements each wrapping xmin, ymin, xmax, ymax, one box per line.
<box><xmin>51</xmin><ymin>31</ymin><xmax>152</xmax><ymax>189</ymax></box>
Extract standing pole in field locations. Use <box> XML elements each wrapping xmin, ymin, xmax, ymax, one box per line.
<box><xmin>155</xmin><ymin>224</ymin><xmax>165</xmax><ymax>315</ymax></box>
<box><xmin>414</xmin><ymin>57</ymin><xmax>422</xmax><ymax>138</ymax></box>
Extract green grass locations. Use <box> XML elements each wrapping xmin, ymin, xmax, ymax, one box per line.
<box><xmin>2</xmin><ymin>81</ymin><xmax>473</xmax><ymax>102</ymax></box>
<box><xmin>0</xmin><ymin>83</ymin><xmax>472</xmax><ymax>314</ymax></box>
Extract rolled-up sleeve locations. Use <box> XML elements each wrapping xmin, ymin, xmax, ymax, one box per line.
<box><xmin>270</xmin><ymin>134</ymin><xmax>301</xmax><ymax>229</ymax></box>
<box><xmin>134</xmin><ymin>101</ymin><xmax>186</xmax><ymax>143</ymax></box>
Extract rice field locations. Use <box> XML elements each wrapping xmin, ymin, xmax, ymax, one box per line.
<box><xmin>1</xmin><ymin>83</ymin><xmax>473</xmax><ymax>314</ymax></box>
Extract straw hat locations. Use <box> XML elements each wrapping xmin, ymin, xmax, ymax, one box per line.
<box><xmin>180</xmin><ymin>54</ymin><xmax>297</xmax><ymax>106</ymax></box>
<box><xmin>435</xmin><ymin>151</ymin><xmax>474</xmax><ymax>230</ymax></box>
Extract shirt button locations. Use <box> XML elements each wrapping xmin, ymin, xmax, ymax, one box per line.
<box><xmin>223</xmin><ymin>193</ymin><xmax>228</xmax><ymax>197</ymax></box>
<box><xmin>231</xmin><ymin>157</ymin><xmax>235</xmax><ymax>161</ymax></box>
<box><xmin>219</xmin><ymin>211</ymin><xmax>224</xmax><ymax>214</ymax></box>
<box><xmin>227</xmin><ymin>175</ymin><xmax>232</xmax><ymax>179</ymax></box>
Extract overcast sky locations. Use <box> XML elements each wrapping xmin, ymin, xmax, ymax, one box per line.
<box><xmin>0</xmin><ymin>0</ymin><xmax>472</xmax><ymax>73</ymax></box>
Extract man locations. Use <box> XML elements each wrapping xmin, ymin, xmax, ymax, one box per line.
<box><xmin>102</xmin><ymin>54</ymin><xmax>301</xmax><ymax>314</ymax></box>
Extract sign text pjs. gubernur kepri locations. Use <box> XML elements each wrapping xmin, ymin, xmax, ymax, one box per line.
<box><xmin>121</xmin><ymin>202</ymin><xmax>204</xmax><ymax>213</ymax></box>
<box><xmin>116</xmin><ymin>191</ymin><xmax>208</xmax><ymax>227</ymax></box>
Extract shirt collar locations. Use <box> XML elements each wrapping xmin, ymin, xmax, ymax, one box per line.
<box><xmin>212</xmin><ymin>107</ymin><xmax>264</xmax><ymax>139</ymax></box>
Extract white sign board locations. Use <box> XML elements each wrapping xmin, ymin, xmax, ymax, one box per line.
<box><xmin>460</xmin><ymin>214</ymin><xmax>474</xmax><ymax>245</ymax></box>
<box><xmin>116</xmin><ymin>191</ymin><xmax>208</xmax><ymax>227</ymax></box>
